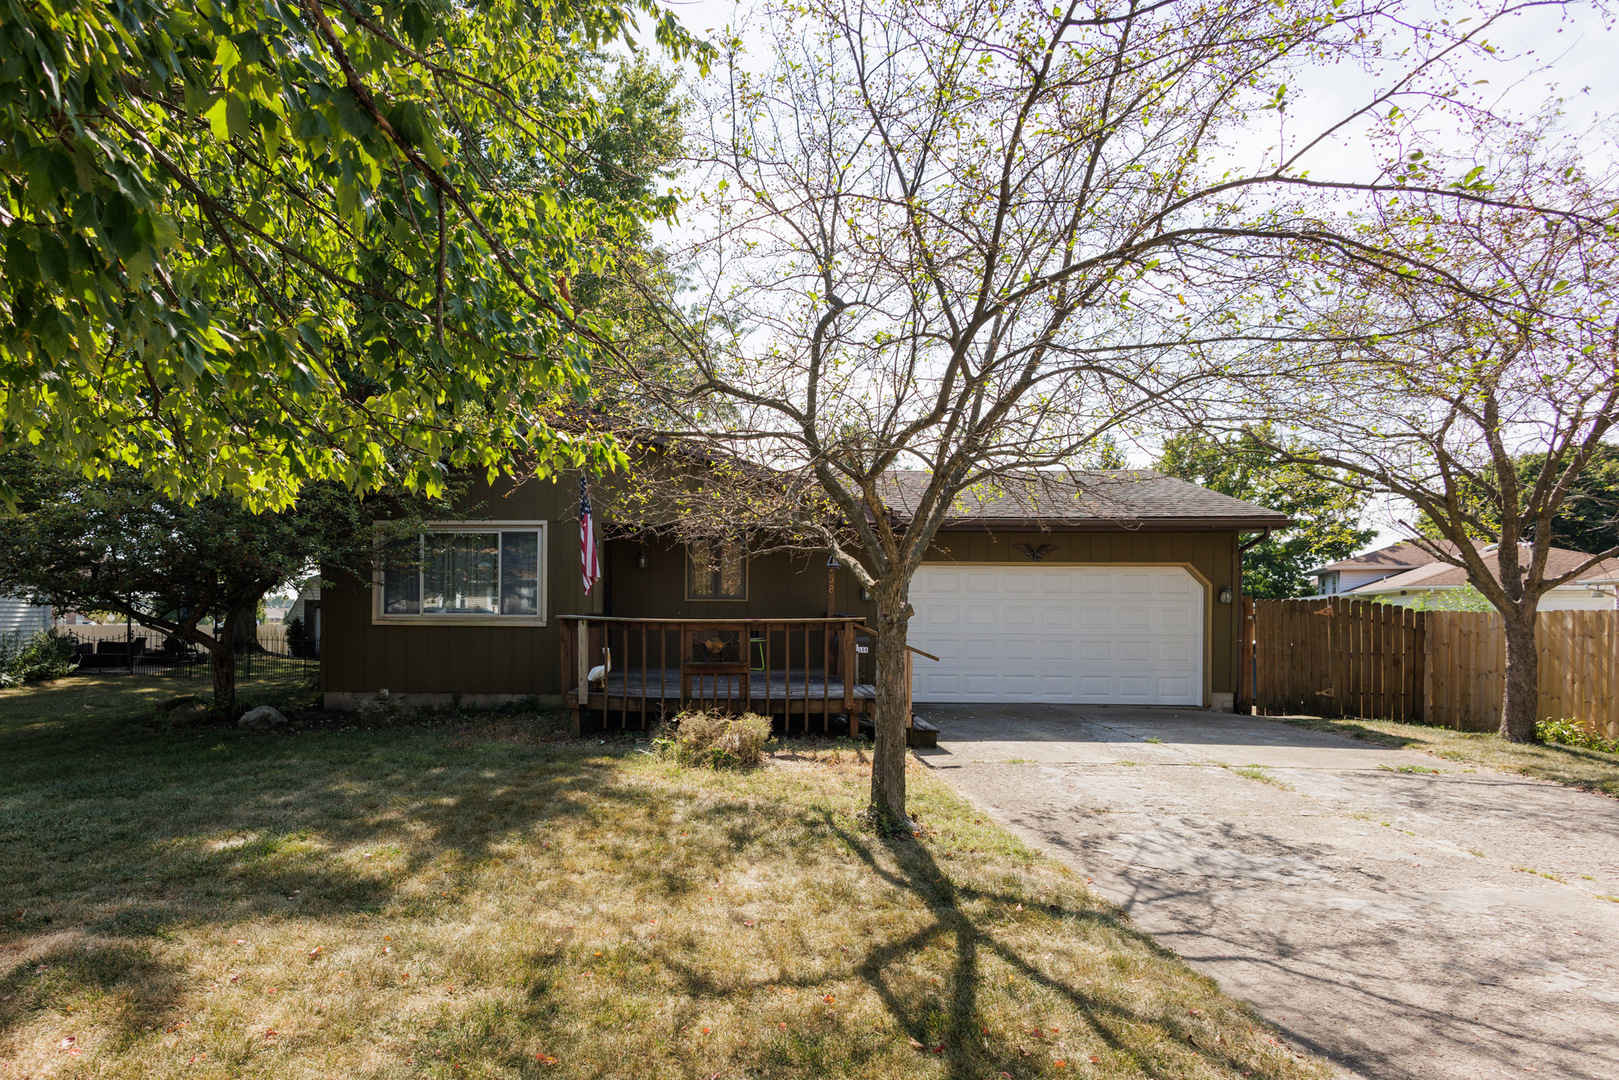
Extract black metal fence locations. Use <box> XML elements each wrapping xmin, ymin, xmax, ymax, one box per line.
<box><xmin>59</xmin><ymin>624</ymin><xmax>319</xmax><ymax>681</ymax></box>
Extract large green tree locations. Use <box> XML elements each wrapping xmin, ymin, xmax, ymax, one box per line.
<box><xmin>1157</xmin><ymin>428</ymin><xmax>1376</xmax><ymax>599</ymax></box>
<box><xmin>0</xmin><ymin>0</ymin><xmax>701</xmax><ymax>509</ymax></box>
<box><xmin>1418</xmin><ymin>444</ymin><xmax>1619</xmax><ymax>555</ymax></box>
<box><xmin>0</xmin><ymin>453</ymin><xmax>431</xmax><ymax>710</ymax></box>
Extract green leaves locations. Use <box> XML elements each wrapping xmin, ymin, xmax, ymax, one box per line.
<box><xmin>0</xmin><ymin>0</ymin><xmax>705</xmax><ymax>511</ymax></box>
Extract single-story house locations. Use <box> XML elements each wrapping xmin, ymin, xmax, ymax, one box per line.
<box><xmin>0</xmin><ymin>595</ymin><xmax>52</xmax><ymax>637</ymax></box>
<box><xmin>1345</xmin><ymin>543</ymin><xmax>1619</xmax><ymax>610</ymax></box>
<box><xmin>1308</xmin><ymin>540</ymin><xmax>1483</xmax><ymax>596</ymax></box>
<box><xmin>319</xmin><ymin>468</ymin><xmax>1289</xmax><ymax>721</ymax></box>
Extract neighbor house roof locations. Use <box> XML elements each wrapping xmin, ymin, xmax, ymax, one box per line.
<box><xmin>879</xmin><ymin>470</ymin><xmax>1291</xmax><ymax>531</ymax></box>
<box><xmin>1348</xmin><ymin>545</ymin><xmax>1619</xmax><ymax>595</ymax></box>
<box><xmin>1309</xmin><ymin>540</ymin><xmax>1476</xmax><ymax>578</ymax></box>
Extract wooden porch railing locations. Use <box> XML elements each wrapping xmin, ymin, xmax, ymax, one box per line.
<box><xmin>560</xmin><ymin>616</ymin><xmax>874</xmax><ymax>736</ymax></box>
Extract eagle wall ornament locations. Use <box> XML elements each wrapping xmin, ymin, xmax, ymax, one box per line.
<box><xmin>1012</xmin><ymin>543</ymin><xmax>1058</xmax><ymax>562</ymax></box>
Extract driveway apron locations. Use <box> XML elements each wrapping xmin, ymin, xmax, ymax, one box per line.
<box><xmin>917</xmin><ymin>705</ymin><xmax>1619</xmax><ymax>1080</ymax></box>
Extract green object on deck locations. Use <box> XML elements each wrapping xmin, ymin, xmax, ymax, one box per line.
<box><xmin>750</xmin><ymin>635</ymin><xmax>766</xmax><ymax>671</ymax></box>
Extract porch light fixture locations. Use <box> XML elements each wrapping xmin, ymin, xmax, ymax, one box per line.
<box><xmin>636</xmin><ymin>551</ymin><xmax>649</xmax><ymax>570</ymax></box>
<box><xmin>1218</xmin><ymin>586</ymin><xmax>1233</xmax><ymax>604</ymax></box>
<box><xmin>859</xmin><ymin>586</ymin><xmax>871</xmax><ymax>601</ymax></box>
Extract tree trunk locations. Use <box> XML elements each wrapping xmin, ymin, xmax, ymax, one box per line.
<box><xmin>868</xmin><ymin>582</ymin><xmax>912</xmax><ymax>831</ymax></box>
<box><xmin>208</xmin><ymin>644</ymin><xmax>237</xmax><ymax>715</ymax></box>
<box><xmin>229</xmin><ymin>600</ymin><xmax>262</xmax><ymax>654</ymax></box>
<box><xmin>1499</xmin><ymin>610</ymin><xmax>1539</xmax><ymax>743</ymax></box>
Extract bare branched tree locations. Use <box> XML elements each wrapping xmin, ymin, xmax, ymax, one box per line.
<box><xmin>608</xmin><ymin>0</ymin><xmax>1583</xmax><ymax>824</ymax></box>
<box><xmin>1231</xmin><ymin>143</ymin><xmax>1619</xmax><ymax>742</ymax></box>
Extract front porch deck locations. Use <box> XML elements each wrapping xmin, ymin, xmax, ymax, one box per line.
<box><xmin>560</xmin><ymin>615</ymin><xmax>938</xmax><ymax>739</ymax></box>
<box><xmin>579</xmin><ymin>669</ymin><xmax>877</xmax><ymax>732</ymax></box>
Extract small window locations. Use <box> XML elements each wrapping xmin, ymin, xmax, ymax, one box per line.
<box><xmin>687</xmin><ymin>539</ymin><xmax>747</xmax><ymax>601</ymax></box>
<box><xmin>377</xmin><ymin>523</ymin><xmax>545</xmax><ymax>621</ymax></box>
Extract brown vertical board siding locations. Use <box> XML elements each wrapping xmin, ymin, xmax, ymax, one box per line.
<box><xmin>327</xmin><ymin>467</ymin><xmax>1261</xmax><ymax>700</ymax></box>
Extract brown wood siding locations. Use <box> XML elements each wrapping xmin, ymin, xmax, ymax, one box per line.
<box><xmin>606</xmin><ymin>541</ymin><xmax>877</xmax><ymax>623</ymax></box>
<box><xmin>920</xmin><ymin>529</ymin><xmax>1241</xmax><ymax>696</ymax></box>
<box><xmin>324</xmin><ymin>468</ymin><xmax>1243</xmax><ymax>699</ymax></box>
<box><xmin>321</xmin><ymin>472</ymin><xmax>599</xmax><ymax>697</ymax></box>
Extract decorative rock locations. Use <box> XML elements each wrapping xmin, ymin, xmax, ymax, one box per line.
<box><xmin>238</xmin><ymin>705</ymin><xmax>289</xmax><ymax>731</ymax></box>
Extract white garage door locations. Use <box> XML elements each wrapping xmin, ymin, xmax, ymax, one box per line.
<box><xmin>908</xmin><ymin>565</ymin><xmax>1204</xmax><ymax>705</ymax></box>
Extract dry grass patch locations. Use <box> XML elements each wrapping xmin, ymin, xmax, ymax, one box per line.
<box><xmin>1</xmin><ymin>678</ymin><xmax>1326</xmax><ymax>1079</ymax></box>
<box><xmin>1273</xmin><ymin>715</ymin><xmax>1619</xmax><ymax>797</ymax></box>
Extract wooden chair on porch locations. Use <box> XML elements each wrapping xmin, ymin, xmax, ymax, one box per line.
<box><xmin>680</xmin><ymin>625</ymin><xmax>751</xmax><ymax>710</ymax></box>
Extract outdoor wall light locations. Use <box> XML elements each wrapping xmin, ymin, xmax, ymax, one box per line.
<box><xmin>636</xmin><ymin>551</ymin><xmax>649</xmax><ymax>570</ymax></box>
<box><xmin>859</xmin><ymin>586</ymin><xmax>871</xmax><ymax>601</ymax></box>
<box><xmin>1218</xmin><ymin>586</ymin><xmax>1233</xmax><ymax>604</ymax></box>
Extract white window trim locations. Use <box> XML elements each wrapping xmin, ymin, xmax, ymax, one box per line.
<box><xmin>372</xmin><ymin>520</ymin><xmax>549</xmax><ymax>626</ymax></box>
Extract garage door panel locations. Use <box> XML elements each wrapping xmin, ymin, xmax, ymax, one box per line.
<box><xmin>1077</xmin><ymin>640</ymin><xmax>1111</xmax><ymax>662</ymax></box>
<box><xmin>1041</xmin><ymin>640</ymin><xmax>1074</xmax><ymax>662</ymax></box>
<box><xmin>1004</xmin><ymin>607</ymin><xmax>1037</xmax><ymax>628</ymax></box>
<box><xmin>965</xmin><ymin>605</ymin><xmax>999</xmax><ymax>627</ymax></box>
<box><xmin>1078</xmin><ymin>608</ymin><xmax>1113</xmax><ymax>630</ymax></box>
<box><xmin>911</xmin><ymin>564</ymin><xmax>1203</xmax><ymax>706</ymax></box>
<box><xmin>1157</xmin><ymin>640</ymin><xmax>1193</xmax><ymax>663</ymax></box>
<box><xmin>1158</xmin><ymin>607</ymin><xmax>1192</xmax><ymax>631</ymax></box>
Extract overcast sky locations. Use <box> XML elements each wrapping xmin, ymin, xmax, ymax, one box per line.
<box><xmin>630</xmin><ymin>0</ymin><xmax>1618</xmax><ymax>552</ymax></box>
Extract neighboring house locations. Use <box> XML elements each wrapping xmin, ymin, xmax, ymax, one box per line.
<box><xmin>320</xmin><ymin>469</ymin><xmax>1289</xmax><ymax>714</ymax></box>
<box><xmin>1346</xmin><ymin>544</ymin><xmax>1619</xmax><ymax>611</ymax></box>
<box><xmin>0</xmin><ymin>595</ymin><xmax>52</xmax><ymax>637</ymax></box>
<box><xmin>1308</xmin><ymin>540</ymin><xmax>1481</xmax><ymax>596</ymax></box>
<box><xmin>285</xmin><ymin>580</ymin><xmax>322</xmax><ymax>654</ymax></box>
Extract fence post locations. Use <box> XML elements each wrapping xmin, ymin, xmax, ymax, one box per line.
<box><xmin>1239</xmin><ymin>597</ymin><xmax>1254</xmax><ymax>712</ymax></box>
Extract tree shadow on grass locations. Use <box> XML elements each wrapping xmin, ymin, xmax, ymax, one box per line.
<box><xmin>0</xmin><ymin>719</ymin><xmax>1317</xmax><ymax>1078</ymax></box>
<box><xmin>0</xmin><ymin>727</ymin><xmax>625</xmax><ymax>1051</ymax></box>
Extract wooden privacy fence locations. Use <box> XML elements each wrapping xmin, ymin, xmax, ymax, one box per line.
<box><xmin>1424</xmin><ymin>609</ymin><xmax>1619</xmax><ymax>737</ymax></box>
<box><xmin>1250</xmin><ymin>598</ymin><xmax>1425</xmax><ymax>722</ymax></box>
<box><xmin>1249</xmin><ymin>599</ymin><xmax>1619</xmax><ymax>739</ymax></box>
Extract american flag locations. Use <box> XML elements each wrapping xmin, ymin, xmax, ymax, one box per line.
<box><xmin>579</xmin><ymin>477</ymin><xmax>601</xmax><ymax>595</ymax></box>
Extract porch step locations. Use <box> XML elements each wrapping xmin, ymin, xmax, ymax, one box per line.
<box><xmin>856</xmin><ymin>715</ymin><xmax>939</xmax><ymax>748</ymax></box>
<box><xmin>907</xmin><ymin>717</ymin><xmax>939</xmax><ymax>749</ymax></box>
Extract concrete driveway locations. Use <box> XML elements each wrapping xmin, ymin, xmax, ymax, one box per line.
<box><xmin>916</xmin><ymin>705</ymin><xmax>1619</xmax><ymax>1080</ymax></box>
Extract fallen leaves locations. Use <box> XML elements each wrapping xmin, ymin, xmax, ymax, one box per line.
<box><xmin>534</xmin><ymin>1052</ymin><xmax>558</xmax><ymax>1064</ymax></box>
<box><xmin>822</xmin><ymin>994</ymin><xmax>836</xmax><ymax>1004</ymax></box>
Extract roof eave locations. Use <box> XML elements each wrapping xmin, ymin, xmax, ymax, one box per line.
<box><xmin>931</xmin><ymin>515</ymin><xmax>1294</xmax><ymax>532</ymax></box>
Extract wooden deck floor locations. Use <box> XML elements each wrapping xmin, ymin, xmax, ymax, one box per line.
<box><xmin>579</xmin><ymin>669</ymin><xmax>874</xmax><ymax>732</ymax></box>
<box><xmin>598</xmin><ymin>668</ymin><xmax>874</xmax><ymax>702</ymax></box>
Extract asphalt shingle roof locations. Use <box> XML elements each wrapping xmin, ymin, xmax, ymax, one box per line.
<box><xmin>879</xmin><ymin>470</ymin><xmax>1291</xmax><ymax>529</ymax></box>
<box><xmin>1348</xmin><ymin>545</ymin><xmax>1619</xmax><ymax>593</ymax></box>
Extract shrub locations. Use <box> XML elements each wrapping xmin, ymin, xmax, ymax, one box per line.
<box><xmin>654</xmin><ymin>710</ymin><xmax>772</xmax><ymax>770</ymax></box>
<box><xmin>1537</xmin><ymin>717</ymin><xmax>1619</xmax><ymax>755</ymax></box>
<box><xmin>0</xmin><ymin>628</ymin><xmax>81</xmax><ymax>687</ymax></box>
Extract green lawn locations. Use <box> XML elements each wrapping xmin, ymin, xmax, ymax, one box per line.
<box><xmin>1</xmin><ymin>674</ymin><xmax>1326</xmax><ymax>1079</ymax></box>
<box><xmin>1273</xmin><ymin>715</ymin><xmax>1619</xmax><ymax>797</ymax></box>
